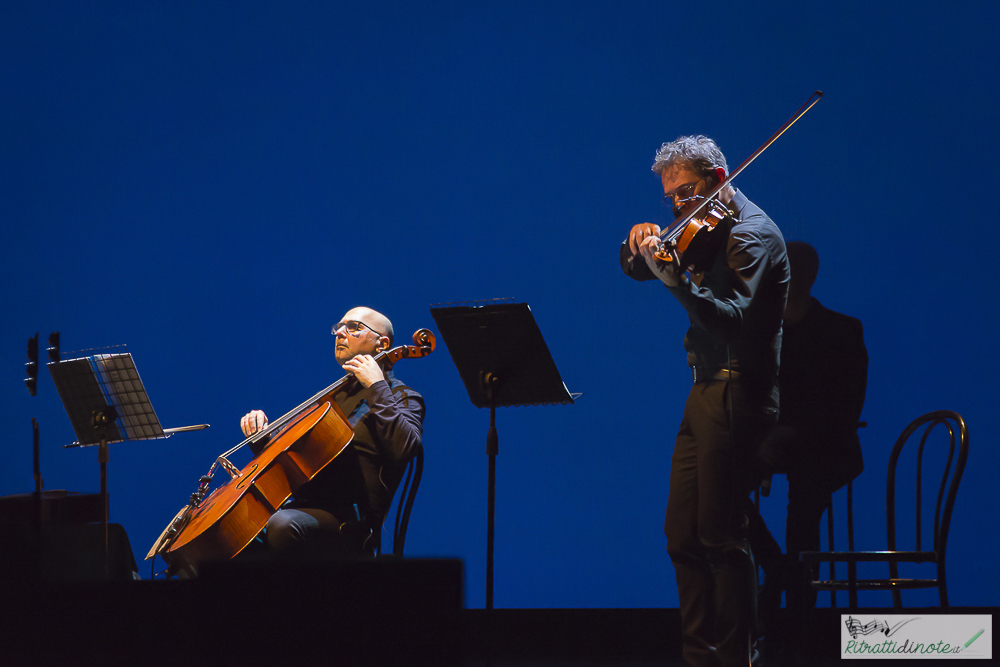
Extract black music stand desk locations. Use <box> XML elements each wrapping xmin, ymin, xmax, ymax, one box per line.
<box><xmin>430</xmin><ymin>300</ymin><xmax>575</xmax><ymax>613</ymax></box>
<box><xmin>48</xmin><ymin>346</ymin><xmax>208</xmax><ymax>578</ymax></box>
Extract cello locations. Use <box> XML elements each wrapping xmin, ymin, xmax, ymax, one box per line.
<box><xmin>147</xmin><ymin>328</ymin><xmax>436</xmax><ymax>578</ymax></box>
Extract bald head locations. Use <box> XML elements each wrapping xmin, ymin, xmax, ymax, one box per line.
<box><xmin>333</xmin><ymin>306</ymin><xmax>395</xmax><ymax>367</ymax></box>
<box><xmin>342</xmin><ymin>306</ymin><xmax>394</xmax><ymax>345</ymax></box>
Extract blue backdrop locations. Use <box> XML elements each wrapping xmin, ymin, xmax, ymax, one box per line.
<box><xmin>3</xmin><ymin>1</ymin><xmax>998</xmax><ymax>609</ymax></box>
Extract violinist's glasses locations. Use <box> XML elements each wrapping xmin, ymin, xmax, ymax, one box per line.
<box><xmin>663</xmin><ymin>179</ymin><xmax>703</xmax><ymax>206</ymax></box>
<box><xmin>332</xmin><ymin>320</ymin><xmax>381</xmax><ymax>337</ymax></box>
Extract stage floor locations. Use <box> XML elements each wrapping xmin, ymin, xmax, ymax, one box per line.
<box><xmin>1</xmin><ymin>559</ymin><xmax>992</xmax><ymax>666</ymax></box>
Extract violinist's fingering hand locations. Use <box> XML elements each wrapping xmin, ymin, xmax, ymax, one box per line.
<box><xmin>628</xmin><ymin>223</ymin><xmax>661</xmax><ymax>257</ymax></box>
<box><xmin>639</xmin><ymin>236</ymin><xmax>680</xmax><ymax>287</ymax></box>
<box><xmin>240</xmin><ymin>410</ymin><xmax>269</xmax><ymax>437</ymax></box>
<box><xmin>342</xmin><ymin>354</ymin><xmax>385</xmax><ymax>389</ymax></box>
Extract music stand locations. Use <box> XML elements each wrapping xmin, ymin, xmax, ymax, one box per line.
<box><xmin>430</xmin><ymin>300</ymin><xmax>575</xmax><ymax>614</ymax></box>
<box><xmin>48</xmin><ymin>344</ymin><xmax>209</xmax><ymax>578</ymax></box>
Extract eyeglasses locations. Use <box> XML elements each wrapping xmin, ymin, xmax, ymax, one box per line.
<box><xmin>663</xmin><ymin>179</ymin><xmax>703</xmax><ymax>206</ymax></box>
<box><xmin>332</xmin><ymin>320</ymin><xmax>381</xmax><ymax>337</ymax></box>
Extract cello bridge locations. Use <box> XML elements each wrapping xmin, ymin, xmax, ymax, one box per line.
<box><xmin>216</xmin><ymin>455</ymin><xmax>242</xmax><ymax>479</ymax></box>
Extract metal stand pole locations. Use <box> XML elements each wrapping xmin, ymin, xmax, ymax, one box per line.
<box><xmin>483</xmin><ymin>372</ymin><xmax>499</xmax><ymax>610</ymax></box>
<box><xmin>483</xmin><ymin>372</ymin><xmax>499</xmax><ymax>666</ymax></box>
<box><xmin>99</xmin><ymin>437</ymin><xmax>109</xmax><ymax>581</ymax></box>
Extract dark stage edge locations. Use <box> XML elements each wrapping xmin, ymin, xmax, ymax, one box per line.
<box><xmin>2</xmin><ymin>558</ymin><xmax>463</xmax><ymax>667</ymax></box>
<box><xmin>1</xmin><ymin>562</ymin><xmax>993</xmax><ymax>666</ymax></box>
<box><xmin>464</xmin><ymin>606</ymin><xmax>997</xmax><ymax>666</ymax></box>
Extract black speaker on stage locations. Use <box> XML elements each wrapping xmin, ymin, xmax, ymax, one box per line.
<box><xmin>0</xmin><ymin>521</ymin><xmax>139</xmax><ymax>583</ymax></box>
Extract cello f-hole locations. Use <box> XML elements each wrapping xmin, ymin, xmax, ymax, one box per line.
<box><xmin>235</xmin><ymin>463</ymin><xmax>260</xmax><ymax>490</ymax></box>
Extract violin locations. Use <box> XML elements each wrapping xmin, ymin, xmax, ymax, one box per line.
<box><xmin>622</xmin><ymin>91</ymin><xmax>823</xmax><ymax>281</ymax></box>
<box><xmin>146</xmin><ymin>328</ymin><xmax>436</xmax><ymax>578</ymax></box>
<box><xmin>652</xmin><ymin>195</ymin><xmax>734</xmax><ymax>275</ymax></box>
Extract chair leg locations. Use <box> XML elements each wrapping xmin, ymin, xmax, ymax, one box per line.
<box><xmin>938</xmin><ymin>562</ymin><xmax>948</xmax><ymax>608</ymax></box>
<box><xmin>846</xmin><ymin>480</ymin><xmax>855</xmax><ymax>552</ymax></box>
<box><xmin>890</xmin><ymin>560</ymin><xmax>902</xmax><ymax>609</ymax></box>
<box><xmin>827</xmin><ymin>495</ymin><xmax>836</xmax><ymax>608</ymax></box>
<box><xmin>848</xmin><ymin>562</ymin><xmax>858</xmax><ymax>609</ymax></box>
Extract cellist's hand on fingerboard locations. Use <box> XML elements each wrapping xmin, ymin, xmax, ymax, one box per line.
<box><xmin>240</xmin><ymin>410</ymin><xmax>269</xmax><ymax>437</ymax></box>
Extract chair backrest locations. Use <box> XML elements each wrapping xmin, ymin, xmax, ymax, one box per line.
<box><xmin>886</xmin><ymin>411</ymin><xmax>968</xmax><ymax>561</ymax></box>
<box><xmin>385</xmin><ymin>445</ymin><xmax>423</xmax><ymax>557</ymax></box>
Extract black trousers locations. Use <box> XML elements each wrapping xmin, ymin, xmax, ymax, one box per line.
<box><xmin>664</xmin><ymin>380</ymin><xmax>773</xmax><ymax>667</ymax></box>
<box><xmin>261</xmin><ymin>505</ymin><xmax>370</xmax><ymax>556</ymax></box>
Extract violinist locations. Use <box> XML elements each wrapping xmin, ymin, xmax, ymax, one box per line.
<box><xmin>623</xmin><ymin>135</ymin><xmax>788</xmax><ymax>667</ymax></box>
<box><xmin>239</xmin><ymin>306</ymin><xmax>425</xmax><ymax>556</ymax></box>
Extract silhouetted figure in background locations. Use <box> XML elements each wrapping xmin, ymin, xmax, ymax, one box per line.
<box><xmin>755</xmin><ymin>241</ymin><xmax>868</xmax><ymax>656</ymax></box>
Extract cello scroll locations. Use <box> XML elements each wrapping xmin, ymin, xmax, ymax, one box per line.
<box><xmin>381</xmin><ymin>328</ymin><xmax>436</xmax><ymax>367</ymax></box>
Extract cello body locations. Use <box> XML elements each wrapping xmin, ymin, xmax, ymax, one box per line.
<box><xmin>160</xmin><ymin>401</ymin><xmax>354</xmax><ymax>577</ymax></box>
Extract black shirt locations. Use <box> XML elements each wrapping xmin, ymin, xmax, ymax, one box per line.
<box><xmin>283</xmin><ymin>371</ymin><xmax>425</xmax><ymax>536</ymax></box>
<box><xmin>623</xmin><ymin>189</ymin><xmax>789</xmax><ymax>412</ymax></box>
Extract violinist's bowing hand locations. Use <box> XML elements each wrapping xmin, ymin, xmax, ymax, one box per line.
<box><xmin>240</xmin><ymin>410</ymin><xmax>269</xmax><ymax>437</ymax></box>
<box><xmin>342</xmin><ymin>354</ymin><xmax>385</xmax><ymax>389</ymax></box>
<box><xmin>628</xmin><ymin>223</ymin><xmax>661</xmax><ymax>256</ymax></box>
<box><xmin>639</xmin><ymin>236</ymin><xmax>681</xmax><ymax>287</ymax></box>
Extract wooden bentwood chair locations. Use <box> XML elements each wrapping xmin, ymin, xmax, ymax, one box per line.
<box><xmin>799</xmin><ymin>410</ymin><xmax>968</xmax><ymax>609</ymax></box>
<box><xmin>379</xmin><ymin>445</ymin><xmax>424</xmax><ymax>558</ymax></box>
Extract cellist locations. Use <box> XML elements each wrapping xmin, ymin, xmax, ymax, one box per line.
<box><xmin>622</xmin><ymin>135</ymin><xmax>789</xmax><ymax>667</ymax></box>
<box><xmin>240</xmin><ymin>306</ymin><xmax>425</xmax><ymax>556</ymax></box>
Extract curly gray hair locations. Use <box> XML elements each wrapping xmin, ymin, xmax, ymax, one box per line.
<box><xmin>651</xmin><ymin>135</ymin><xmax>728</xmax><ymax>178</ymax></box>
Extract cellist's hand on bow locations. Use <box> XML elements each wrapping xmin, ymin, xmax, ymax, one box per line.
<box><xmin>639</xmin><ymin>235</ymin><xmax>681</xmax><ymax>287</ymax></box>
<box><xmin>240</xmin><ymin>410</ymin><xmax>269</xmax><ymax>437</ymax></box>
<box><xmin>342</xmin><ymin>354</ymin><xmax>385</xmax><ymax>389</ymax></box>
<box><xmin>628</xmin><ymin>223</ymin><xmax>661</xmax><ymax>256</ymax></box>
